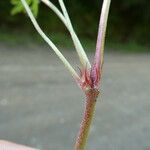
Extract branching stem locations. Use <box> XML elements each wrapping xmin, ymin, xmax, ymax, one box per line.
<box><xmin>20</xmin><ymin>0</ymin><xmax>79</xmax><ymax>79</ymax></box>
<box><xmin>41</xmin><ymin>0</ymin><xmax>91</xmax><ymax>69</ymax></box>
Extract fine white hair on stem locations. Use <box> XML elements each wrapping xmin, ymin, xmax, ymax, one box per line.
<box><xmin>20</xmin><ymin>0</ymin><xmax>79</xmax><ymax>79</ymax></box>
<box><xmin>41</xmin><ymin>0</ymin><xmax>91</xmax><ymax>69</ymax></box>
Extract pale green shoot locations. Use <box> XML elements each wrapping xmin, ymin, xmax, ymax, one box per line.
<box><xmin>41</xmin><ymin>0</ymin><xmax>91</xmax><ymax>69</ymax></box>
<box><xmin>20</xmin><ymin>0</ymin><xmax>79</xmax><ymax>80</ymax></box>
<box><xmin>58</xmin><ymin>0</ymin><xmax>91</xmax><ymax>69</ymax></box>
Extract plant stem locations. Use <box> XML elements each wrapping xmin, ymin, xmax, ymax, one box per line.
<box><xmin>58</xmin><ymin>0</ymin><xmax>91</xmax><ymax>69</ymax></box>
<box><xmin>94</xmin><ymin>0</ymin><xmax>111</xmax><ymax>71</ymax></box>
<box><xmin>21</xmin><ymin>0</ymin><xmax>79</xmax><ymax>80</ymax></box>
<box><xmin>75</xmin><ymin>89</ymin><xmax>99</xmax><ymax>150</ymax></box>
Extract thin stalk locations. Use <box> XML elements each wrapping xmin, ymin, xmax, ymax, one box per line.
<box><xmin>41</xmin><ymin>0</ymin><xmax>91</xmax><ymax>69</ymax></box>
<box><xmin>94</xmin><ymin>0</ymin><xmax>111</xmax><ymax>71</ymax></box>
<box><xmin>58</xmin><ymin>0</ymin><xmax>91</xmax><ymax>69</ymax></box>
<box><xmin>75</xmin><ymin>89</ymin><xmax>99</xmax><ymax>150</ymax></box>
<box><xmin>20</xmin><ymin>0</ymin><xmax>79</xmax><ymax>80</ymax></box>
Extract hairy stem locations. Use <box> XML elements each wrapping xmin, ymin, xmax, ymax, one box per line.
<box><xmin>75</xmin><ymin>89</ymin><xmax>99</xmax><ymax>150</ymax></box>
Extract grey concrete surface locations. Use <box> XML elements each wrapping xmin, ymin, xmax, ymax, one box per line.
<box><xmin>0</xmin><ymin>44</ymin><xmax>150</xmax><ymax>150</ymax></box>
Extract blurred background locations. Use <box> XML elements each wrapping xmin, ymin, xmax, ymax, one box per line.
<box><xmin>0</xmin><ymin>0</ymin><xmax>150</xmax><ymax>150</ymax></box>
<box><xmin>0</xmin><ymin>0</ymin><xmax>150</xmax><ymax>49</ymax></box>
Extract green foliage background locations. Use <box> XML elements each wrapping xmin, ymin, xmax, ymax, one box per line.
<box><xmin>11</xmin><ymin>0</ymin><xmax>39</xmax><ymax>16</ymax></box>
<box><xmin>0</xmin><ymin>0</ymin><xmax>150</xmax><ymax>47</ymax></box>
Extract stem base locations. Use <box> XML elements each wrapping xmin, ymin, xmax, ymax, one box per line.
<box><xmin>75</xmin><ymin>89</ymin><xmax>99</xmax><ymax>150</ymax></box>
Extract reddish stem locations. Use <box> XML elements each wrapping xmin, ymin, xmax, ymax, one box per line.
<box><xmin>75</xmin><ymin>89</ymin><xmax>99</xmax><ymax>150</ymax></box>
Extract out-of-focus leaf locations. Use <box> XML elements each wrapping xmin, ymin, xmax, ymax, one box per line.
<box><xmin>11</xmin><ymin>0</ymin><xmax>39</xmax><ymax>17</ymax></box>
<box><xmin>31</xmin><ymin>0</ymin><xmax>39</xmax><ymax>17</ymax></box>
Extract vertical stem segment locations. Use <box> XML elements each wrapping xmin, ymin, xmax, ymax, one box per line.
<box><xmin>75</xmin><ymin>89</ymin><xmax>99</xmax><ymax>150</ymax></box>
<box><xmin>94</xmin><ymin>0</ymin><xmax>111</xmax><ymax>70</ymax></box>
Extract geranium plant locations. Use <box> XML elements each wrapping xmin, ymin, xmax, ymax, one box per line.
<box><xmin>0</xmin><ymin>0</ymin><xmax>111</xmax><ymax>149</ymax></box>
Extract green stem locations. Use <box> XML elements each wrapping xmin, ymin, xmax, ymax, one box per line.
<box><xmin>75</xmin><ymin>89</ymin><xmax>99</xmax><ymax>150</ymax></box>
